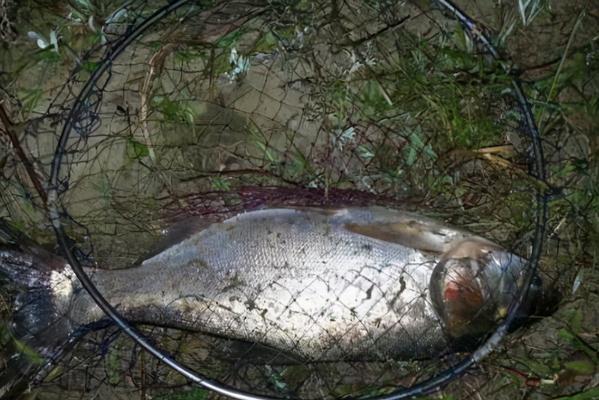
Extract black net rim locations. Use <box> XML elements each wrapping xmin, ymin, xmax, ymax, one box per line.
<box><xmin>45</xmin><ymin>0</ymin><xmax>549</xmax><ymax>399</ymax></box>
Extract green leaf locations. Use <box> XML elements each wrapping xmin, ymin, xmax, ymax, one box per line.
<box><xmin>126</xmin><ymin>138</ymin><xmax>150</xmax><ymax>160</ymax></box>
<box><xmin>359</xmin><ymin>80</ymin><xmax>392</xmax><ymax>118</ymax></box>
<box><xmin>357</xmin><ymin>145</ymin><xmax>375</xmax><ymax>161</ymax></box>
<box><xmin>13</xmin><ymin>338</ymin><xmax>44</xmax><ymax>364</ymax></box>
<box><xmin>106</xmin><ymin>347</ymin><xmax>121</xmax><ymax>385</ymax></box>
<box><xmin>36</xmin><ymin>47</ymin><xmax>61</xmax><ymax>63</ymax></box>
<box><xmin>175</xmin><ymin>49</ymin><xmax>207</xmax><ymax>63</ymax></box>
<box><xmin>567</xmin><ymin>309</ymin><xmax>584</xmax><ymax>333</ymax></box>
<box><xmin>559</xmin><ymin>329</ymin><xmax>598</xmax><ymax>363</ymax></box>
<box><xmin>152</xmin><ymin>96</ymin><xmax>196</xmax><ymax>125</ymax></box>
<box><xmin>210</xmin><ymin>177</ymin><xmax>230</xmax><ymax>191</ymax></box>
<box><xmin>253</xmin><ymin>31</ymin><xmax>278</xmax><ymax>53</ymax></box>
<box><xmin>564</xmin><ymin>360</ymin><xmax>595</xmax><ymax>375</ymax></box>
<box><xmin>248</xmin><ymin>123</ymin><xmax>279</xmax><ymax>164</ymax></box>
<box><xmin>20</xmin><ymin>88</ymin><xmax>44</xmax><ymax>116</ymax></box>
<box><xmin>512</xmin><ymin>356</ymin><xmax>554</xmax><ymax>376</ymax></box>
<box><xmin>44</xmin><ymin>366</ymin><xmax>64</xmax><ymax>382</ymax></box>
<box><xmin>82</xmin><ymin>61</ymin><xmax>99</xmax><ymax>73</ymax></box>
<box><xmin>216</xmin><ymin>29</ymin><xmax>245</xmax><ymax>49</ymax></box>
<box><xmin>452</xmin><ymin>23</ymin><xmax>472</xmax><ymax>53</ymax></box>
<box><xmin>73</xmin><ymin>0</ymin><xmax>94</xmax><ymax>12</ymax></box>
<box><xmin>265</xmin><ymin>365</ymin><xmax>288</xmax><ymax>393</ymax></box>
<box><xmin>403</xmin><ymin>128</ymin><xmax>437</xmax><ymax>166</ymax></box>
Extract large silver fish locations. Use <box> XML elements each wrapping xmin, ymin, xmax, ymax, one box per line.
<box><xmin>0</xmin><ymin>207</ymin><xmax>541</xmax><ymax>395</ymax></box>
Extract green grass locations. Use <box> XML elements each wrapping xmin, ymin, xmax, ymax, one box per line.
<box><xmin>156</xmin><ymin>388</ymin><xmax>209</xmax><ymax>400</ymax></box>
<box><xmin>0</xmin><ymin>1</ymin><xmax>598</xmax><ymax>399</ymax></box>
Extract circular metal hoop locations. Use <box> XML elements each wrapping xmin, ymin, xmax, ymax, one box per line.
<box><xmin>47</xmin><ymin>1</ymin><xmax>548</xmax><ymax>398</ymax></box>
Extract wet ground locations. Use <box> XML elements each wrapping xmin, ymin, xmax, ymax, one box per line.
<box><xmin>0</xmin><ymin>0</ymin><xmax>598</xmax><ymax>399</ymax></box>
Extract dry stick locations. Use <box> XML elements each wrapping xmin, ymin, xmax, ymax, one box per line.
<box><xmin>474</xmin><ymin>145</ymin><xmax>514</xmax><ymax>154</ymax></box>
<box><xmin>448</xmin><ymin>148</ymin><xmax>550</xmax><ymax>192</ymax></box>
<box><xmin>0</xmin><ymin>101</ymin><xmax>48</xmax><ymax>204</ymax></box>
<box><xmin>179</xmin><ymin>168</ymin><xmax>298</xmax><ymax>186</ymax></box>
<box><xmin>140</xmin><ymin>350</ymin><xmax>146</xmax><ymax>400</ymax></box>
<box><xmin>139</xmin><ymin>43</ymin><xmax>177</xmax><ymax>163</ymax></box>
<box><xmin>480</xmin><ymin>153</ymin><xmax>550</xmax><ymax>192</ymax></box>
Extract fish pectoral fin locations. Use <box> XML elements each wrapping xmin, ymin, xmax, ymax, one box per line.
<box><xmin>344</xmin><ymin>221</ymin><xmax>463</xmax><ymax>254</ymax></box>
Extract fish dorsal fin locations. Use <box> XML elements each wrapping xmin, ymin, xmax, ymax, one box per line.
<box><xmin>137</xmin><ymin>216</ymin><xmax>217</xmax><ymax>263</ymax></box>
<box><xmin>344</xmin><ymin>218</ymin><xmax>473</xmax><ymax>254</ymax></box>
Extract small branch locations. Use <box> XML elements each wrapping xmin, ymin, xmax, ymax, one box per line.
<box><xmin>499</xmin><ymin>366</ymin><xmax>549</xmax><ymax>388</ymax></box>
<box><xmin>139</xmin><ymin>43</ymin><xmax>177</xmax><ymax>163</ymax></box>
<box><xmin>480</xmin><ymin>153</ymin><xmax>550</xmax><ymax>192</ymax></box>
<box><xmin>445</xmin><ymin>148</ymin><xmax>550</xmax><ymax>192</ymax></box>
<box><xmin>0</xmin><ymin>101</ymin><xmax>47</xmax><ymax>204</ymax></box>
<box><xmin>179</xmin><ymin>168</ymin><xmax>298</xmax><ymax>186</ymax></box>
<box><xmin>339</xmin><ymin>16</ymin><xmax>410</xmax><ymax>48</ymax></box>
<box><xmin>474</xmin><ymin>145</ymin><xmax>514</xmax><ymax>154</ymax></box>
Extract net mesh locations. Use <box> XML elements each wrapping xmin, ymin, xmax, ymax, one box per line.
<box><xmin>47</xmin><ymin>0</ymin><xmax>538</xmax><ymax>267</ymax></box>
<box><xmin>1</xmin><ymin>0</ymin><xmax>596</xmax><ymax>399</ymax></box>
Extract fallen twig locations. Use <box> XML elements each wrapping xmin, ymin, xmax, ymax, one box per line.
<box><xmin>0</xmin><ymin>101</ymin><xmax>48</xmax><ymax>204</ymax></box>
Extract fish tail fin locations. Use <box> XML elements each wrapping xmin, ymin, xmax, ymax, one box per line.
<box><xmin>0</xmin><ymin>219</ymin><xmax>81</xmax><ymax>398</ymax></box>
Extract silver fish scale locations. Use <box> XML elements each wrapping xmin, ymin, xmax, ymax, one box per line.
<box><xmin>83</xmin><ymin>208</ymin><xmax>449</xmax><ymax>360</ymax></box>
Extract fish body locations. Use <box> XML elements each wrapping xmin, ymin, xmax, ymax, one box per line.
<box><xmin>0</xmin><ymin>206</ymin><xmax>538</xmax><ymax>391</ymax></box>
<box><xmin>76</xmin><ymin>207</ymin><xmax>459</xmax><ymax>360</ymax></box>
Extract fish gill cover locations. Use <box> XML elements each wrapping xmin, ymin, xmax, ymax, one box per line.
<box><xmin>0</xmin><ymin>0</ymin><xmax>597</xmax><ymax>399</ymax></box>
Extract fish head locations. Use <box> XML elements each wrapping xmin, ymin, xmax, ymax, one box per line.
<box><xmin>430</xmin><ymin>239</ymin><xmax>541</xmax><ymax>345</ymax></box>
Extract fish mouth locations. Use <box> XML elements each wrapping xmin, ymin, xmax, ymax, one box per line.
<box><xmin>429</xmin><ymin>239</ymin><xmax>543</xmax><ymax>348</ymax></box>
